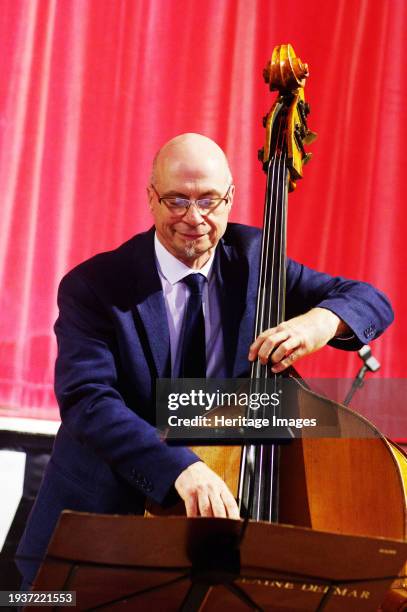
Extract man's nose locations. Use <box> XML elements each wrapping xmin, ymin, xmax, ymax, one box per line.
<box><xmin>183</xmin><ymin>202</ymin><xmax>205</xmax><ymax>223</ymax></box>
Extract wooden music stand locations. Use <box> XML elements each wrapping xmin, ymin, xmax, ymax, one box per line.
<box><xmin>27</xmin><ymin>511</ymin><xmax>407</xmax><ymax>611</ymax></box>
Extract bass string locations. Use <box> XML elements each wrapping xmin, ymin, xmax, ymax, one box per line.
<box><xmin>242</xmin><ymin>114</ymin><xmax>276</xmax><ymax>520</ymax></box>
<box><xmin>264</xmin><ymin>114</ymin><xmax>287</xmax><ymax>522</ymax></box>
<box><xmin>252</xmin><ymin>102</ymin><xmax>287</xmax><ymax>520</ymax></box>
<box><xmin>253</xmin><ymin>103</ymin><xmax>287</xmax><ymax>378</ymax></box>
<box><xmin>238</xmin><ymin>100</ymin><xmax>288</xmax><ymax>521</ymax></box>
<box><xmin>266</xmin><ymin>129</ymin><xmax>288</xmax><ymax>522</ymax></box>
<box><xmin>252</xmin><ymin>154</ymin><xmax>275</xmax><ymax>520</ymax></box>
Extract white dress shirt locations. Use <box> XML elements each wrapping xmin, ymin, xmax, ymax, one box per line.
<box><xmin>154</xmin><ymin>233</ymin><xmax>226</xmax><ymax>377</ymax></box>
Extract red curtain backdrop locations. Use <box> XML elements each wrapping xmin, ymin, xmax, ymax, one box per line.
<box><xmin>0</xmin><ymin>0</ymin><xmax>405</xmax><ymax>429</ymax></box>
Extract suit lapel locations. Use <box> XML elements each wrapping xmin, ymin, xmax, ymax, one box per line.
<box><xmin>132</xmin><ymin>229</ymin><xmax>171</xmax><ymax>378</ymax></box>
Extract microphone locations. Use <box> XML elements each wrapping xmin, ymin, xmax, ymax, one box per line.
<box><xmin>343</xmin><ymin>345</ymin><xmax>381</xmax><ymax>406</ymax></box>
<box><xmin>357</xmin><ymin>344</ymin><xmax>380</xmax><ymax>373</ymax></box>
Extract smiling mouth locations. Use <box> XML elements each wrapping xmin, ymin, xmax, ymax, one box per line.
<box><xmin>178</xmin><ymin>232</ymin><xmax>207</xmax><ymax>240</ymax></box>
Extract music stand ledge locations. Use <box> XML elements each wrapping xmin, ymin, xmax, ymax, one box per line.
<box><xmin>27</xmin><ymin>511</ymin><xmax>407</xmax><ymax>611</ymax></box>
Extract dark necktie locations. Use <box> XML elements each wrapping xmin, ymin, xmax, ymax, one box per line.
<box><xmin>179</xmin><ymin>273</ymin><xmax>207</xmax><ymax>378</ymax></box>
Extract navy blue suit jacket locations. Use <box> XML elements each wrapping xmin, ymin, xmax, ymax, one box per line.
<box><xmin>16</xmin><ymin>224</ymin><xmax>393</xmax><ymax>584</ymax></box>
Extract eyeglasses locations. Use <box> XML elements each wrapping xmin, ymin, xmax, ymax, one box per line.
<box><xmin>151</xmin><ymin>184</ymin><xmax>232</xmax><ymax>216</ymax></box>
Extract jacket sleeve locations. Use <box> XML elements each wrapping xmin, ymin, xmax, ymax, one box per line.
<box><xmin>285</xmin><ymin>259</ymin><xmax>394</xmax><ymax>350</ymax></box>
<box><xmin>54</xmin><ymin>271</ymin><xmax>200</xmax><ymax>505</ymax></box>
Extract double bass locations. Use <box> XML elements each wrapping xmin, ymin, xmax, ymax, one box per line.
<box><xmin>237</xmin><ymin>43</ymin><xmax>407</xmax><ymax>540</ymax></box>
<box><xmin>151</xmin><ymin>44</ymin><xmax>407</xmax><ymax>608</ymax></box>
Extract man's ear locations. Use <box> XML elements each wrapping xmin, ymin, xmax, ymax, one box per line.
<box><xmin>228</xmin><ymin>184</ymin><xmax>235</xmax><ymax>208</ymax></box>
<box><xmin>146</xmin><ymin>186</ymin><xmax>154</xmax><ymax>211</ymax></box>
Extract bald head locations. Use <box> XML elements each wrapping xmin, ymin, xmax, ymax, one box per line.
<box><xmin>151</xmin><ymin>133</ymin><xmax>232</xmax><ymax>187</ymax></box>
<box><xmin>147</xmin><ymin>133</ymin><xmax>235</xmax><ymax>269</ymax></box>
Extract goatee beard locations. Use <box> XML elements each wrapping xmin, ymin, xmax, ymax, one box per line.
<box><xmin>184</xmin><ymin>241</ymin><xmax>197</xmax><ymax>258</ymax></box>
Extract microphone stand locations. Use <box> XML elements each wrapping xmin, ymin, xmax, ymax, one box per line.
<box><xmin>343</xmin><ymin>345</ymin><xmax>380</xmax><ymax>406</ymax></box>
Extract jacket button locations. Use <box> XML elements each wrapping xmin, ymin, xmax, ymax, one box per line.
<box><xmin>364</xmin><ymin>324</ymin><xmax>375</xmax><ymax>339</ymax></box>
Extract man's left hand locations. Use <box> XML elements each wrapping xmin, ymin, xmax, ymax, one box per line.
<box><xmin>248</xmin><ymin>307</ymin><xmax>350</xmax><ymax>373</ymax></box>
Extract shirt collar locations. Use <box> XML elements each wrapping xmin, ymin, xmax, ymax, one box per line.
<box><xmin>154</xmin><ymin>232</ymin><xmax>215</xmax><ymax>285</ymax></box>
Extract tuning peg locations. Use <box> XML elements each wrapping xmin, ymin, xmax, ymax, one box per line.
<box><xmin>288</xmin><ymin>179</ymin><xmax>297</xmax><ymax>192</ymax></box>
<box><xmin>302</xmin><ymin>152</ymin><xmax>313</xmax><ymax>165</ymax></box>
<box><xmin>258</xmin><ymin>147</ymin><xmax>264</xmax><ymax>162</ymax></box>
<box><xmin>297</xmin><ymin>124</ymin><xmax>307</xmax><ymax>139</ymax></box>
<box><xmin>262</xmin><ymin>114</ymin><xmax>268</xmax><ymax>127</ymax></box>
<box><xmin>298</xmin><ymin>100</ymin><xmax>311</xmax><ymax>127</ymax></box>
<box><xmin>303</xmin><ymin>130</ymin><xmax>317</xmax><ymax>145</ymax></box>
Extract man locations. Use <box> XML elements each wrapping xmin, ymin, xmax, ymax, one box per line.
<box><xmin>16</xmin><ymin>133</ymin><xmax>393</xmax><ymax>587</ymax></box>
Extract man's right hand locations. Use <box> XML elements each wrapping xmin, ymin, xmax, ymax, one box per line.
<box><xmin>174</xmin><ymin>461</ymin><xmax>240</xmax><ymax>519</ymax></box>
